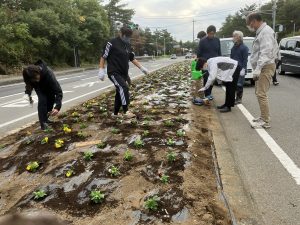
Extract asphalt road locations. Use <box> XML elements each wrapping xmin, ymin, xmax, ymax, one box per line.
<box><xmin>213</xmin><ymin>73</ymin><xmax>300</xmax><ymax>225</ymax></box>
<box><xmin>0</xmin><ymin>57</ymin><xmax>184</xmax><ymax>136</ymax></box>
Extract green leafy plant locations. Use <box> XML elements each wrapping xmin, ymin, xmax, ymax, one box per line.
<box><xmin>77</xmin><ymin>131</ymin><xmax>87</xmax><ymax>138</ymax></box>
<box><xmin>0</xmin><ymin>144</ymin><xmax>6</xmax><ymax>150</ymax></box>
<box><xmin>131</xmin><ymin>119</ymin><xmax>138</xmax><ymax>126</ymax></box>
<box><xmin>96</xmin><ymin>141</ymin><xmax>107</xmax><ymax>149</ymax></box>
<box><xmin>33</xmin><ymin>189</ymin><xmax>47</xmax><ymax>200</ymax></box>
<box><xmin>25</xmin><ymin>137</ymin><xmax>34</xmax><ymax>145</ymax></box>
<box><xmin>166</xmin><ymin>138</ymin><xmax>176</xmax><ymax>146</ymax></box>
<box><xmin>167</xmin><ymin>152</ymin><xmax>177</xmax><ymax>162</ymax></box>
<box><xmin>99</xmin><ymin>106</ymin><xmax>107</xmax><ymax>113</ymax></box>
<box><xmin>88</xmin><ymin>112</ymin><xmax>94</xmax><ymax>119</ymax></box>
<box><xmin>108</xmin><ymin>165</ymin><xmax>120</xmax><ymax>177</ymax></box>
<box><xmin>83</xmin><ymin>151</ymin><xmax>94</xmax><ymax>161</ymax></box>
<box><xmin>26</xmin><ymin>161</ymin><xmax>40</xmax><ymax>172</ymax></box>
<box><xmin>142</xmin><ymin>120</ymin><xmax>150</xmax><ymax>127</ymax></box>
<box><xmin>111</xmin><ymin>127</ymin><xmax>120</xmax><ymax>134</ymax></box>
<box><xmin>160</xmin><ymin>174</ymin><xmax>170</xmax><ymax>184</ymax></box>
<box><xmin>124</xmin><ymin>149</ymin><xmax>133</xmax><ymax>161</ymax></box>
<box><xmin>90</xmin><ymin>190</ymin><xmax>105</xmax><ymax>204</ymax></box>
<box><xmin>44</xmin><ymin>127</ymin><xmax>54</xmax><ymax>134</ymax></box>
<box><xmin>134</xmin><ymin>138</ymin><xmax>144</xmax><ymax>148</ymax></box>
<box><xmin>72</xmin><ymin>112</ymin><xmax>80</xmax><ymax>117</ymax></box>
<box><xmin>145</xmin><ymin>196</ymin><xmax>159</xmax><ymax>211</ymax></box>
<box><xmin>41</xmin><ymin>137</ymin><xmax>49</xmax><ymax>145</ymax></box>
<box><xmin>176</xmin><ymin>129</ymin><xmax>185</xmax><ymax>137</ymax></box>
<box><xmin>79</xmin><ymin>123</ymin><xmax>88</xmax><ymax>129</ymax></box>
<box><xmin>142</xmin><ymin>130</ymin><xmax>150</xmax><ymax>137</ymax></box>
<box><xmin>164</xmin><ymin>120</ymin><xmax>175</xmax><ymax>127</ymax></box>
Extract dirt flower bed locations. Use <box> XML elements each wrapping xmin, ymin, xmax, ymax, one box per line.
<box><xmin>0</xmin><ymin>62</ymin><xmax>231</xmax><ymax>225</ymax></box>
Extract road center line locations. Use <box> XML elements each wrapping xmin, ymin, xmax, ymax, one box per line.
<box><xmin>221</xmin><ymin>86</ymin><xmax>300</xmax><ymax>185</ymax></box>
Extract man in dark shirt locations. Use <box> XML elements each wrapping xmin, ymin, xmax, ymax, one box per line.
<box><xmin>197</xmin><ymin>25</ymin><xmax>221</xmax><ymax>99</ymax></box>
<box><xmin>98</xmin><ymin>26</ymin><xmax>149</xmax><ymax>118</ymax></box>
<box><xmin>23</xmin><ymin>60</ymin><xmax>63</xmax><ymax>130</ymax></box>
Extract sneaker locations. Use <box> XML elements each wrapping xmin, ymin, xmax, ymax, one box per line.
<box><xmin>124</xmin><ymin>111</ymin><xmax>136</xmax><ymax>119</ymax></box>
<box><xmin>273</xmin><ymin>81</ymin><xmax>279</xmax><ymax>86</ymax></box>
<box><xmin>206</xmin><ymin>95</ymin><xmax>214</xmax><ymax>101</ymax></box>
<box><xmin>252</xmin><ymin>117</ymin><xmax>262</xmax><ymax>123</ymax></box>
<box><xmin>235</xmin><ymin>99</ymin><xmax>242</xmax><ymax>105</ymax></box>
<box><xmin>251</xmin><ymin>120</ymin><xmax>271</xmax><ymax>129</ymax></box>
<box><xmin>193</xmin><ymin>98</ymin><xmax>204</xmax><ymax>106</ymax></box>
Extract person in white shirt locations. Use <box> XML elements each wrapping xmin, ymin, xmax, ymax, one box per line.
<box><xmin>247</xmin><ymin>12</ymin><xmax>278</xmax><ymax>129</ymax></box>
<box><xmin>198</xmin><ymin>57</ymin><xmax>240</xmax><ymax>112</ymax></box>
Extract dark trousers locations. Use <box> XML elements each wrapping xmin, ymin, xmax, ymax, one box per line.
<box><xmin>36</xmin><ymin>90</ymin><xmax>55</xmax><ymax>127</ymax></box>
<box><xmin>109</xmin><ymin>74</ymin><xmax>130</xmax><ymax>115</ymax></box>
<box><xmin>203</xmin><ymin>71</ymin><xmax>213</xmax><ymax>97</ymax></box>
<box><xmin>224</xmin><ymin>67</ymin><xmax>240</xmax><ymax>108</ymax></box>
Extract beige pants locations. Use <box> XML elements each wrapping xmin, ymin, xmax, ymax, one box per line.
<box><xmin>191</xmin><ymin>78</ymin><xmax>204</xmax><ymax>99</ymax></box>
<box><xmin>255</xmin><ymin>63</ymin><xmax>276</xmax><ymax>123</ymax></box>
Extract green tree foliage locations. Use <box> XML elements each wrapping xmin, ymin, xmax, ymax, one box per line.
<box><xmin>0</xmin><ymin>0</ymin><xmax>112</xmax><ymax>74</ymax></box>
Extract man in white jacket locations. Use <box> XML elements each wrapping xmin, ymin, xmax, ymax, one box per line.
<box><xmin>247</xmin><ymin>12</ymin><xmax>279</xmax><ymax>129</ymax></box>
<box><xmin>198</xmin><ymin>57</ymin><xmax>240</xmax><ymax>112</ymax></box>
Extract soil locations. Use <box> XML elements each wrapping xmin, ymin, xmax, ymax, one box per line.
<box><xmin>0</xmin><ymin>62</ymin><xmax>231</xmax><ymax>225</ymax></box>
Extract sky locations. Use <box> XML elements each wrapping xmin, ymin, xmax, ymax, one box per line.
<box><xmin>120</xmin><ymin>0</ymin><xmax>270</xmax><ymax>41</ymax></box>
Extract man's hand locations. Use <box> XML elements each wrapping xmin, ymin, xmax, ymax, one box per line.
<box><xmin>253</xmin><ymin>70</ymin><xmax>261</xmax><ymax>81</ymax></box>
<box><xmin>198</xmin><ymin>87</ymin><xmax>206</xmax><ymax>92</ymax></box>
<box><xmin>98</xmin><ymin>68</ymin><xmax>106</xmax><ymax>81</ymax></box>
<box><xmin>240</xmin><ymin>68</ymin><xmax>246</xmax><ymax>76</ymax></box>
<box><xmin>140</xmin><ymin>66</ymin><xmax>149</xmax><ymax>75</ymax></box>
<box><xmin>50</xmin><ymin>109</ymin><xmax>59</xmax><ymax>116</ymax></box>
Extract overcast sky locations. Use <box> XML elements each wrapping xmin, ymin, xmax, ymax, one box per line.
<box><xmin>120</xmin><ymin>0</ymin><xmax>270</xmax><ymax>41</ymax></box>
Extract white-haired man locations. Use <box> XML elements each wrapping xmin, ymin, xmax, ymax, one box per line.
<box><xmin>246</xmin><ymin>12</ymin><xmax>279</xmax><ymax>129</ymax></box>
<box><xmin>230</xmin><ymin>30</ymin><xmax>249</xmax><ymax>104</ymax></box>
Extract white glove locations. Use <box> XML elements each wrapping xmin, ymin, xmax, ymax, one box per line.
<box><xmin>140</xmin><ymin>66</ymin><xmax>149</xmax><ymax>75</ymax></box>
<box><xmin>198</xmin><ymin>87</ymin><xmax>206</xmax><ymax>92</ymax></box>
<box><xmin>253</xmin><ymin>69</ymin><xmax>261</xmax><ymax>81</ymax></box>
<box><xmin>98</xmin><ymin>68</ymin><xmax>106</xmax><ymax>81</ymax></box>
<box><xmin>240</xmin><ymin>68</ymin><xmax>246</xmax><ymax>76</ymax></box>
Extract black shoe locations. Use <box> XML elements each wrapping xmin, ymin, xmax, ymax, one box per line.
<box><xmin>273</xmin><ymin>81</ymin><xmax>279</xmax><ymax>86</ymax></box>
<box><xmin>41</xmin><ymin>122</ymin><xmax>50</xmax><ymax>130</ymax></box>
<box><xmin>235</xmin><ymin>98</ymin><xmax>242</xmax><ymax>105</ymax></box>
<box><xmin>217</xmin><ymin>104</ymin><xmax>226</xmax><ymax>109</ymax></box>
<box><xmin>219</xmin><ymin>107</ymin><xmax>231</xmax><ymax>113</ymax></box>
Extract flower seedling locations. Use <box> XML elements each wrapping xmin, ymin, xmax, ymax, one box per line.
<box><xmin>131</xmin><ymin>119</ymin><xmax>138</xmax><ymax>126</ymax></box>
<box><xmin>25</xmin><ymin>137</ymin><xmax>34</xmax><ymax>145</ymax></box>
<box><xmin>26</xmin><ymin>161</ymin><xmax>40</xmax><ymax>172</ymax></box>
<box><xmin>55</xmin><ymin>139</ymin><xmax>64</xmax><ymax>149</ymax></box>
<box><xmin>96</xmin><ymin>141</ymin><xmax>107</xmax><ymax>149</ymax></box>
<box><xmin>167</xmin><ymin>152</ymin><xmax>177</xmax><ymax>162</ymax></box>
<box><xmin>44</xmin><ymin>127</ymin><xmax>54</xmax><ymax>134</ymax></box>
<box><xmin>145</xmin><ymin>196</ymin><xmax>159</xmax><ymax>211</ymax></box>
<box><xmin>164</xmin><ymin>120</ymin><xmax>175</xmax><ymax>127</ymax></box>
<box><xmin>176</xmin><ymin>129</ymin><xmax>185</xmax><ymax>137</ymax></box>
<box><xmin>166</xmin><ymin>138</ymin><xmax>176</xmax><ymax>146</ymax></box>
<box><xmin>142</xmin><ymin>130</ymin><xmax>150</xmax><ymax>137</ymax></box>
<box><xmin>77</xmin><ymin>131</ymin><xmax>87</xmax><ymax>138</ymax></box>
<box><xmin>41</xmin><ymin>137</ymin><xmax>49</xmax><ymax>145</ymax></box>
<box><xmin>99</xmin><ymin>106</ymin><xmax>107</xmax><ymax>113</ymax></box>
<box><xmin>108</xmin><ymin>165</ymin><xmax>120</xmax><ymax>177</ymax></box>
<box><xmin>160</xmin><ymin>174</ymin><xmax>170</xmax><ymax>184</ymax></box>
<box><xmin>90</xmin><ymin>190</ymin><xmax>105</xmax><ymax>204</ymax></box>
<box><xmin>111</xmin><ymin>127</ymin><xmax>120</xmax><ymax>134</ymax></box>
<box><xmin>142</xmin><ymin>120</ymin><xmax>150</xmax><ymax>127</ymax></box>
<box><xmin>63</xmin><ymin>124</ymin><xmax>72</xmax><ymax>134</ymax></box>
<box><xmin>72</xmin><ymin>112</ymin><xmax>80</xmax><ymax>117</ymax></box>
<box><xmin>175</xmin><ymin>116</ymin><xmax>184</xmax><ymax>122</ymax></box>
<box><xmin>65</xmin><ymin>169</ymin><xmax>75</xmax><ymax>178</ymax></box>
<box><xmin>33</xmin><ymin>189</ymin><xmax>47</xmax><ymax>200</ymax></box>
<box><xmin>124</xmin><ymin>149</ymin><xmax>133</xmax><ymax>161</ymax></box>
<box><xmin>72</xmin><ymin>117</ymin><xmax>80</xmax><ymax>123</ymax></box>
<box><xmin>79</xmin><ymin>123</ymin><xmax>88</xmax><ymax>129</ymax></box>
<box><xmin>134</xmin><ymin>138</ymin><xmax>144</xmax><ymax>148</ymax></box>
<box><xmin>88</xmin><ymin>112</ymin><xmax>94</xmax><ymax>119</ymax></box>
<box><xmin>83</xmin><ymin>151</ymin><xmax>94</xmax><ymax>161</ymax></box>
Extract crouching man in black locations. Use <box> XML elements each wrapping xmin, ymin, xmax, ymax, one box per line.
<box><xmin>22</xmin><ymin>60</ymin><xmax>63</xmax><ymax>130</ymax></box>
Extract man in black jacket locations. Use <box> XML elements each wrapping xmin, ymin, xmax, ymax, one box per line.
<box><xmin>98</xmin><ymin>25</ymin><xmax>149</xmax><ymax>118</ymax></box>
<box><xmin>23</xmin><ymin>60</ymin><xmax>63</xmax><ymax>130</ymax></box>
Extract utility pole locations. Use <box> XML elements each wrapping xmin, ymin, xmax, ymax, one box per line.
<box><xmin>192</xmin><ymin>19</ymin><xmax>195</xmax><ymax>42</ymax></box>
<box><xmin>272</xmin><ymin>0</ymin><xmax>277</xmax><ymax>31</ymax></box>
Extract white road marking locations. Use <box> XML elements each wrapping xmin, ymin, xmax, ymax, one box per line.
<box><xmin>221</xmin><ymin>86</ymin><xmax>300</xmax><ymax>185</ymax></box>
<box><xmin>73</xmin><ymin>81</ymin><xmax>100</xmax><ymax>88</ymax></box>
<box><xmin>81</xmin><ymin>76</ymin><xmax>97</xmax><ymax>81</ymax></box>
<box><xmin>0</xmin><ymin>92</ymin><xmax>23</xmax><ymax>100</ymax></box>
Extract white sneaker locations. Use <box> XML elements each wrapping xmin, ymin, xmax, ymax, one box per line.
<box><xmin>252</xmin><ymin>117</ymin><xmax>262</xmax><ymax>123</ymax></box>
<box><xmin>251</xmin><ymin>120</ymin><xmax>271</xmax><ymax>129</ymax></box>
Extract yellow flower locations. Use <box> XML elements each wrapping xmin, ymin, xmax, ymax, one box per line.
<box><xmin>63</xmin><ymin>127</ymin><xmax>72</xmax><ymax>134</ymax></box>
<box><xmin>66</xmin><ymin>170</ymin><xmax>73</xmax><ymax>177</ymax></box>
<box><xmin>26</xmin><ymin>165</ymin><xmax>31</xmax><ymax>171</ymax></box>
<box><xmin>41</xmin><ymin>137</ymin><xmax>49</xmax><ymax>145</ymax></box>
<box><xmin>55</xmin><ymin>139</ymin><xmax>64</xmax><ymax>149</ymax></box>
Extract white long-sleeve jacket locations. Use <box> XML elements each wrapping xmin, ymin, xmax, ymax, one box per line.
<box><xmin>250</xmin><ymin>22</ymin><xmax>279</xmax><ymax>73</ymax></box>
<box><xmin>203</xmin><ymin>57</ymin><xmax>238</xmax><ymax>90</ymax></box>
